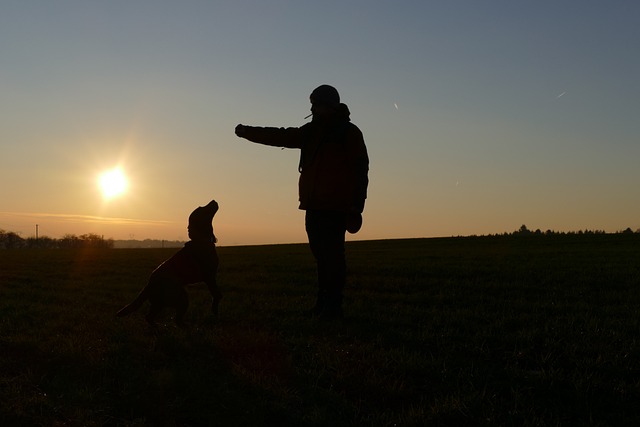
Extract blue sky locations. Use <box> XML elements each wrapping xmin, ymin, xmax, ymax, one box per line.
<box><xmin>1</xmin><ymin>1</ymin><xmax>638</xmax><ymax>245</ymax></box>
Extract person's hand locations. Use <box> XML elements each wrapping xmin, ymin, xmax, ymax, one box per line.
<box><xmin>346</xmin><ymin>211</ymin><xmax>363</xmax><ymax>234</ymax></box>
<box><xmin>235</xmin><ymin>124</ymin><xmax>246</xmax><ymax>137</ymax></box>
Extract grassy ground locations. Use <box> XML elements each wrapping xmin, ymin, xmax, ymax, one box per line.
<box><xmin>1</xmin><ymin>235</ymin><xmax>640</xmax><ymax>426</ymax></box>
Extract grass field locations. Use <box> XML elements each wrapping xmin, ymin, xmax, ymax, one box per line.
<box><xmin>1</xmin><ymin>235</ymin><xmax>640</xmax><ymax>426</ymax></box>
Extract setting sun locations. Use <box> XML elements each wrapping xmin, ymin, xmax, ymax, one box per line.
<box><xmin>99</xmin><ymin>168</ymin><xmax>128</xmax><ymax>200</ymax></box>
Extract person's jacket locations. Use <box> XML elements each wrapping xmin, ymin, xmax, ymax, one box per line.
<box><xmin>241</xmin><ymin>106</ymin><xmax>369</xmax><ymax>213</ymax></box>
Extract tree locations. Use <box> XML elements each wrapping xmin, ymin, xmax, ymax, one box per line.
<box><xmin>0</xmin><ymin>230</ymin><xmax>25</xmax><ymax>249</ymax></box>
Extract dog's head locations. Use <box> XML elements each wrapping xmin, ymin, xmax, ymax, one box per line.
<box><xmin>188</xmin><ymin>199</ymin><xmax>219</xmax><ymax>242</ymax></box>
<box><xmin>206</xmin><ymin>199</ymin><xmax>219</xmax><ymax>215</ymax></box>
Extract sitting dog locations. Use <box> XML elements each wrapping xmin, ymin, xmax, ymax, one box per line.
<box><xmin>116</xmin><ymin>199</ymin><xmax>221</xmax><ymax>327</ymax></box>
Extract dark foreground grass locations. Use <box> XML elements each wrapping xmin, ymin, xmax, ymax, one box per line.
<box><xmin>1</xmin><ymin>235</ymin><xmax>640</xmax><ymax>426</ymax></box>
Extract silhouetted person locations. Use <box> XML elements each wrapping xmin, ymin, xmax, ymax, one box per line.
<box><xmin>235</xmin><ymin>85</ymin><xmax>369</xmax><ymax>319</ymax></box>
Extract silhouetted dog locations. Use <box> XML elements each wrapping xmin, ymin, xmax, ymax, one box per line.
<box><xmin>116</xmin><ymin>200</ymin><xmax>221</xmax><ymax>327</ymax></box>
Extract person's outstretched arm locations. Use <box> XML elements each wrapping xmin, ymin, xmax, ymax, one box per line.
<box><xmin>235</xmin><ymin>124</ymin><xmax>304</xmax><ymax>149</ymax></box>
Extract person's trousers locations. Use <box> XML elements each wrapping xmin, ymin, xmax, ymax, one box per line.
<box><xmin>305</xmin><ymin>210</ymin><xmax>347</xmax><ymax>312</ymax></box>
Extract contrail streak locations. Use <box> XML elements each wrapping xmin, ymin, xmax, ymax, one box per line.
<box><xmin>0</xmin><ymin>211</ymin><xmax>171</xmax><ymax>226</ymax></box>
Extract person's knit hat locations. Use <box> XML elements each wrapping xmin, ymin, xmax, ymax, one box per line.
<box><xmin>310</xmin><ymin>85</ymin><xmax>340</xmax><ymax>107</ymax></box>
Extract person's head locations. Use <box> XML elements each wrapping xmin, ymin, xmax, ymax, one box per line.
<box><xmin>309</xmin><ymin>85</ymin><xmax>340</xmax><ymax>121</ymax></box>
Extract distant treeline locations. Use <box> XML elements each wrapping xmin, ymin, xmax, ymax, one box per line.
<box><xmin>1</xmin><ymin>225</ymin><xmax>639</xmax><ymax>250</ymax></box>
<box><xmin>113</xmin><ymin>239</ymin><xmax>186</xmax><ymax>249</ymax></box>
<box><xmin>485</xmin><ymin>224</ymin><xmax>640</xmax><ymax>237</ymax></box>
<box><xmin>0</xmin><ymin>229</ymin><xmax>188</xmax><ymax>250</ymax></box>
<box><xmin>0</xmin><ymin>231</ymin><xmax>114</xmax><ymax>250</ymax></box>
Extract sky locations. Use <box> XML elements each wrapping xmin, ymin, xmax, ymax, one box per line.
<box><xmin>1</xmin><ymin>1</ymin><xmax>639</xmax><ymax>246</ymax></box>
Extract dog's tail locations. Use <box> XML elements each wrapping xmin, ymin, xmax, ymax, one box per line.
<box><xmin>116</xmin><ymin>287</ymin><xmax>148</xmax><ymax>317</ymax></box>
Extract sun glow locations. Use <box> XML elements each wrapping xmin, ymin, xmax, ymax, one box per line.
<box><xmin>99</xmin><ymin>168</ymin><xmax>128</xmax><ymax>200</ymax></box>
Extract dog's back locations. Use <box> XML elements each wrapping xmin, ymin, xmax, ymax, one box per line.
<box><xmin>116</xmin><ymin>241</ymin><xmax>219</xmax><ymax>323</ymax></box>
<box><xmin>115</xmin><ymin>252</ymin><xmax>193</xmax><ymax>318</ymax></box>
